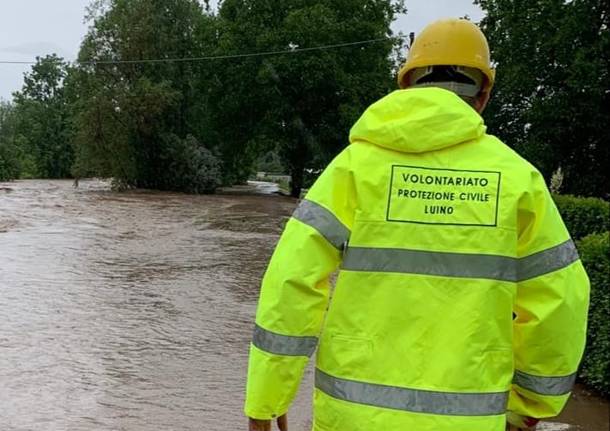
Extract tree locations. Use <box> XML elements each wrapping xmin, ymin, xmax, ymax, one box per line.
<box><xmin>72</xmin><ymin>0</ymin><xmax>222</xmax><ymax>192</ymax></box>
<box><xmin>12</xmin><ymin>54</ymin><xmax>74</xmax><ymax>178</ymax></box>
<box><xmin>214</xmin><ymin>0</ymin><xmax>406</xmax><ymax>196</ymax></box>
<box><xmin>0</xmin><ymin>101</ymin><xmax>22</xmax><ymax>181</ymax></box>
<box><xmin>476</xmin><ymin>0</ymin><xmax>610</xmax><ymax>198</ymax></box>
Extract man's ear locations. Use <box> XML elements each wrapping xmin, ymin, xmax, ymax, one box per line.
<box><xmin>400</xmin><ymin>70</ymin><xmax>414</xmax><ymax>89</ymax></box>
<box><xmin>475</xmin><ymin>90</ymin><xmax>491</xmax><ymax>114</ymax></box>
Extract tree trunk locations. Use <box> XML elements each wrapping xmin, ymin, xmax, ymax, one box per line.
<box><xmin>290</xmin><ymin>166</ymin><xmax>303</xmax><ymax>198</ymax></box>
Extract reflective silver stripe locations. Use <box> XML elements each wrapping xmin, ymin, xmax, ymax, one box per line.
<box><xmin>342</xmin><ymin>240</ymin><xmax>579</xmax><ymax>282</ymax></box>
<box><xmin>342</xmin><ymin>246</ymin><xmax>517</xmax><ymax>281</ymax></box>
<box><xmin>292</xmin><ymin>199</ymin><xmax>350</xmax><ymax>251</ymax></box>
<box><xmin>517</xmin><ymin>239</ymin><xmax>579</xmax><ymax>281</ymax></box>
<box><xmin>513</xmin><ymin>370</ymin><xmax>576</xmax><ymax>396</ymax></box>
<box><xmin>252</xmin><ymin>324</ymin><xmax>317</xmax><ymax>357</ymax></box>
<box><xmin>315</xmin><ymin>369</ymin><xmax>508</xmax><ymax>416</ymax></box>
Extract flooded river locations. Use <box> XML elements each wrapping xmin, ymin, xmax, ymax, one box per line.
<box><xmin>0</xmin><ymin>180</ymin><xmax>607</xmax><ymax>431</ymax></box>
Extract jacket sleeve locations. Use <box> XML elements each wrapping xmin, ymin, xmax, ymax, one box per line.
<box><xmin>244</xmin><ymin>149</ymin><xmax>356</xmax><ymax>419</ymax></box>
<box><xmin>509</xmin><ymin>169</ymin><xmax>590</xmax><ymax>418</ymax></box>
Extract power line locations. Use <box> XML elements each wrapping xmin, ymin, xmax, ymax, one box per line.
<box><xmin>0</xmin><ymin>36</ymin><xmax>404</xmax><ymax>66</ymax></box>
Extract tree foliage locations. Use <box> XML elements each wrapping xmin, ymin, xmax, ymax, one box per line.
<box><xmin>476</xmin><ymin>0</ymin><xmax>610</xmax><ymax>198</ymax></box>
<box><xmin>0</xmin><ymin>101</ymin><xmax>22</xmax><ymax>181</ymax></box>
<box><xmin>71</xmin><ymin>0</ymin><xmax>221</xmax><ymax>191</ymax></box>
<box><xmin>11</xmin><ymin>55</ymin><xmax>73</xmax><ymax>178</ymax></box>
<box><xmin>5</xmin><ymin>0</ymin><xmax>608</xmax><ymax>199</ymax></box>
<box><xmin>214</xmin><ymin>0</ymin><xmax>406</xmax><ymax>196</ymax></box>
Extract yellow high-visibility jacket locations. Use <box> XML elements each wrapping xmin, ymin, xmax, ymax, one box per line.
<box><xmin>244</xmin><ymin>88</ymin><xmax>590</xmax><ymax>431</ymax></box>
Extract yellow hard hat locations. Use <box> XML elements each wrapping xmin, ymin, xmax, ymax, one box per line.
<box><xmin>397</xmin><ymin>19</ymin><xmax>495</xmax><ymax>92</ymax></box>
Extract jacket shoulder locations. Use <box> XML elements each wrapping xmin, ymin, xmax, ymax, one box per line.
<box><xmin>483</xmin><ymin>134</ymin><xmax>541</xmax><ymax>175</ymax></box>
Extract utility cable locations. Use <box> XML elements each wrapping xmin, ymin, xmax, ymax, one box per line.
<box><xmin>0</xmin><ymin>36</ymin><xmax>405</xmax><ymax>66</ymax></box>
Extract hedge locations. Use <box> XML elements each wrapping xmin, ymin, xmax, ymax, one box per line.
<box><xmin>551</xmin><ymin>194</ymin><xmax>609</xmax><ymax>396</ymax></box>
<box><xmin>553</xmin><ymin>194</ymin><xmax>610</xmax><ymax>240</ymax></box>
<box><xmin>577</xmin><ymin>232</ymin><xmax>610</xmax><ymax>397</ymax></box>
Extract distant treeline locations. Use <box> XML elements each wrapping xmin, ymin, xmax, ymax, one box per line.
<box><xmin>0</xmin><ymin>0</ymin><xmax>608</xmax><ymax>199</ymax></box>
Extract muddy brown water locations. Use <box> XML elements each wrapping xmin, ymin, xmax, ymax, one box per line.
<box><xmin>0</xmin><ymin>180</ymin><xmax>608</xmax><ymax>431</ymax></box>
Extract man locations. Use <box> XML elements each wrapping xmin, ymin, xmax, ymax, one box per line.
<box><xmin>245</xmin><ymin>19</ymin><xmax>590</xmax><ymax>431</ymax></box>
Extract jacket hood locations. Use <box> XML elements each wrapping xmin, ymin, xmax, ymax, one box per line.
<box><xmin>349</xmin><ymin>88</ymin><xmax>486</xmax><ymax>153</ymax></box>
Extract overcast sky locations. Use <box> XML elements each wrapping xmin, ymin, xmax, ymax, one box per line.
<box><xmin>0</xmin><ymin>0</ymin><xmax>483</xmax><ymax>101</ymax></box>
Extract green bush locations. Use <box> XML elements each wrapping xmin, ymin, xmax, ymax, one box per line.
<box><xmin>553</xmin><ymin>194</ymin><xmax>610</xmax><ymax>240</ymax></box>
<box><xmin>0</xmin><ymin>142</ymin><xmax>20</xmax><ymax>181</ymax></box>
<box><xmin>577</xmin><ymin>232</ymin><xmax>610</xmax><ymax>397</ymax></box>
<box><xmin>163</xmin><ymin>134</ymin><xmax>222</xmax><ymax>194</ymax></box>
